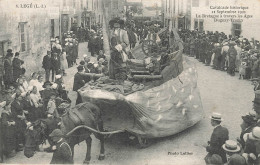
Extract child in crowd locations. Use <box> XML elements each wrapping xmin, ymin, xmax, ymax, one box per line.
<box><xmin>47</xmin><ymin>93</ymin><xmax>59</xmax><ymax>118</ymax></box>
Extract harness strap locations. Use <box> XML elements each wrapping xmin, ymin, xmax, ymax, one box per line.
<box><xmin>60</xmin><ymin>142</ymin><xmax>72</xmax><ymax>157</ymax></box>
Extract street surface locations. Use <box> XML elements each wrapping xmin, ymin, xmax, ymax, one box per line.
<box><xmin>5</xmin><ymin>43</ymin><xmax>254</xmax><ymax>165</ymax></box>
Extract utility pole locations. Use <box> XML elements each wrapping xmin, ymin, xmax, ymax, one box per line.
<box><xmin>101</xmin><ymin>0</ymin><xmax>110</xmax><ymax>60</ymax></box>
<box><xmin>141</xmin><ymin>0</ymin><xmax>143</xmax><ymax>22</ymax></box>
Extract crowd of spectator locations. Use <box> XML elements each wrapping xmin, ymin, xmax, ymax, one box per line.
<box><xmin>180</xmin><ymin>29</ymin><xmax>260</xmax><ymax>79</ymax></box>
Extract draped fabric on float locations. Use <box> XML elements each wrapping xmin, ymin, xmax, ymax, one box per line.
<box><xmin>80</xmin><ymin>56</ymin><xmax>204</xmax><ymax>138</ymax></box>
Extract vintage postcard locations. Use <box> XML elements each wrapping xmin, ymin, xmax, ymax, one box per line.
<box><xmin>0</xmin><ymin>0</ymin><xmax>260</xmax><ymax>164</ymax></box>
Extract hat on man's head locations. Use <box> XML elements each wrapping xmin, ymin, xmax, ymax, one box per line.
<box><xmin>242</xmin><ymin>115</ymin><xmax>257</xmax><ymax>125</ymax></box>
<box><xmin>222</xmin><ymin>140</ymin><xmax>241</xmax><ymax>153</ymax></box>
<box><xmin>80</xmin><ymin>60</ymin><xmax>85</xmax><ymax>65</ymax></box>
<box><xmin>7</xmin><ymin>49</ymin><xmax>12</xmax><ymax>53</ymax></box>
<box><xmin>49</xmin><ymin>129</ymin><xmax>63</xmax><ymax>137</ymax></box>
<box><xmin>43</xmin><ymin>81</ymin><xmax>53</xmax><ymax>88</ymax></box>
<box><xmin>77</xmin><ymin>65</ymin><xmax>84</xmax><ymax>71</ymax></box>
<box><xmin>249</xmin><ymin>127</ymin><xmax>260</xmax><ymax>140</ymax></box>
<box><xmin>210</xmin><ymin>112</ymin><xmax>223</xmax><ymax>121</ymax></box>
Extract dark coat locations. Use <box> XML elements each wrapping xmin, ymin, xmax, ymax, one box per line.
<box><xmin>244</xmin><ymin>137</ymin><xmax>260</xmax><ymax>164</ymax></box>
<box><xmin>51</xmin><ymin>57</ymin><xmax>60</xmax><ymax>71</ymax></box>
<box><xmin>206</xmin><ymin>125</ymin><xmax>229</xmax><ymax>163</ymax></box>
<box><xmin>72</xmin><ymin>41</ymin><xmax>78</xmax><ymax>59</ymax></box>
<box><xmin>127</xmin><ymin>30</ymin><xmax>136</xmax><ymax>44</ymax></box>
<box><xmin>88</xmin><ymin>37</ymin><xmax>95</xmax><ymax>52</ymax></box>
<box><xmin>73</xmin><ymin>72</ymin><xmax>85</xmax><ymax>91</ymax></box>
<box><xmin>12</xmin><ymin>57</ymin><xmax>24</xmax><ymax>81</ymax></box>
<box><xmin>22</xmin><ymin>99</ymin><xmax>35</xmax><ymax>122</ymax></box>
<box><xmin>227</xmin><ymin>154</ymin><xmax>247</xmax><ymax>165</ymax></box>
<box><xmin>1</xmin><ymin>110</ymin><xmax>16</xmax><ymax>154</ymax></box>
<box><xmin>11</xmin><ymin>100</ymin><xmax>26</xmax><ymax>142</ymax></box>
<box><xmin>50</xmin><ymin>139</ymin><xmax>73</xmax><ymax>164</ymax></box>
<box><xmin>3</xmin><ymin>58</ymin><xmax>13</xmax><ymax>84</ymax></box>
<box><xmin>42</xmin><ymin>55</ymin><xmax>52</xmax><ymax>70</ymax></box>
<box><xmin>42</xmin><ymin>88</ymin><xmax>58</xmax><ymax>104</ymax></box>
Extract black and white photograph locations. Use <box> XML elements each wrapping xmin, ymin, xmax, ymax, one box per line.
<box><xmin>0</xmin><ymin>0</ymin><xmax>260</xmax><ymax>164</ymax></box>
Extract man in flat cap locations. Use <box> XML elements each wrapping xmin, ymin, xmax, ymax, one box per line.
<box><xmin>49</xmin><ymin>129</ymin><xmax>73</xmax><ymax>164</ymax></box>
<box><xmin>205</xmin><ymin>112</ymin><xmax>229</xmax><ymax>163</ymax></box>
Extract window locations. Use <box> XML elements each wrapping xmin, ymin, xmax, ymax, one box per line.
<box><xmin>168</xmin><ymin>0</ymin><xmax>170</xmax><ymax>13</ymax></box>
<box><xmin>86</xmin><ymin>0</ymin><xmax>88</xmax><ymax>9</ymax></box>
<box><xmin>232</xmin><ymin>23</ymin><xmax>241</xmax><ymax>37</ymax></box>
<box><xmin>173</xmin><ymin>0</ymin><xmax>176</xmax><ymax>13</ymax></box>
<box><xmin>73</xmin><ymin>0</ymin><xmax>76</xmax><ymax>8</ymax></box>
<box><xmin>19</xmin><ymin>22</ymin><xmax>26</xmax><ymax>52</ymax></box>
<box><xmin>165</xmin><ymin>0</ymin><xmax>167</xmax><ymax>12</ymax></box>
<box><xmin>194</xmin><ymin>19</ymin><xmax>198</xmax><ymax>30</ymax></box>
<box><xmin>63</xmin><ymin>0</ymin><xmax>66</xmax><ymax>6</ymax></box>
<box><xmin>81</xmin><ymin>0</ymin><xmax>83</xmax><ymax>9</ymax></box>
<box><xmin>51</xmin><ymin>19</ymin><xmax>55</xmax><ymax>38</ymax></box>
<box><xmin>113</xmin><ymin>1</ymin><xmax>117</xmax><ymax>9</ymax></box>
<box><xmin>199</xmin><ymin>20</ymin><xmax>204</xmax><ymax>32</ymax></box>
<box><xmin>192</xmin><ymin>0</ymin><xmax>199</xmax><ymax>7</ymax></box>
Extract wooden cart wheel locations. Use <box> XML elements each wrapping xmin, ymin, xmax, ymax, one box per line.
<box><xmin>141</xmin><ymin>39</ymin><xmax>159</xmax><ymax>56</ymax></box>
<box><xmin>137</xmin><ymin>136</ymin><xmax>151</xmax><ymax>149</ymax></box>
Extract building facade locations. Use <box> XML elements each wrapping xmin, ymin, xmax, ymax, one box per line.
<box><xmin>161</xmin><ymin>0</ymin><xmax>191</xmax><ymax>29</ymax></box>
<box><xmin>0</xmin><ymin>0</ymin><xmax>56</xmax><ymax>80</ymax></box>
<box><xmin>190</xmin><ymin>0</ymin><xmax>260</xmax><ymax>40</ymax></box>
<box><xmin>0</xmin><ymin>0</ymin><xmax>125</xmax><ymax>89</ymax></box>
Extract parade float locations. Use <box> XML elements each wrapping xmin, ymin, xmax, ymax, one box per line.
<box><xmin>78</xmin><ymin>27</ymin><xmax>204</xmax><ymax>147</ymax></box>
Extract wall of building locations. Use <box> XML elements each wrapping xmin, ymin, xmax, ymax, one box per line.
<box><xmin>0</xmin><ymin>0</ymin><xmax>53</xmax><ymax>77</ymax></box>
<box><xmin>162</xmin><ymin>0</ymin><xmax>190</xmax><ymax>29</ymax></box>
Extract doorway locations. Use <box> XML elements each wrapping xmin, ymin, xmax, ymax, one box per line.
<box><xmin>0</xmin><ymin>41</ymin><xmax>8</xmax><ymax>92</ymax></box>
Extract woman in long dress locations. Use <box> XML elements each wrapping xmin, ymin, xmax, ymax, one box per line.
<box><xmin>1</xmin><ymin>100</ymin><xmax>17</xmax><ymax>158</ymax></box>
<box><xmin>11</xmin><ymin>93</ymin><xmax>27</xmax><ymax>150</ymax></box>
<box><xmin>59</xmin><ymin>50</ymin><xmax>68</xmax><ymax>76</ymax></box>
<box><xmin>29</xmin><ymin>86</ymin><xmax>44</xmax><ymax>121</ymax></box>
